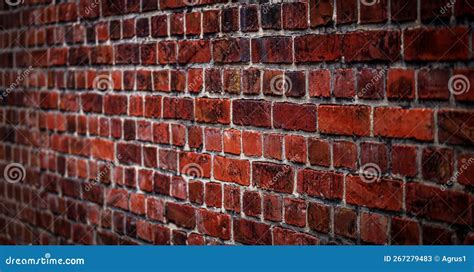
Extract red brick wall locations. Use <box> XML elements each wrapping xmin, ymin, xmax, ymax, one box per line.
<box><xmin>0</xmin><ymin>0</ymin><xmax>473</xmax><ymax>245</ymax></box>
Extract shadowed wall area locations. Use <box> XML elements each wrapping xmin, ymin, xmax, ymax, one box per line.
<box><xmin>0</xmin><ymin>0</ymin><xmax>473</xmax><ymax>245</ymax></box>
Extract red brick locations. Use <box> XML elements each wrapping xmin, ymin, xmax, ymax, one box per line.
<box><xmin>438</xmin><ymin>110</ymin><xmax>474</xmax><ymax>145</ymax></box>
<box><xmin>346</xmin><ymin>175</ymin><xmax>403</xmax><ymax>212</ymax></box>
<box><xmin>263</xmin><ymin>133</ymin><xmax>283</xmax><ymax>160</ymax></box>
<box><xmin>334</xmin><ymin>207</ymin><xmax>357</xmax><ymax>239</ymax></box>
<box><xmin>273</xmin><ymin>227</ymin><xmax>318</xmax><ymax>245</ymax></box>
<box><xmin>418</xmin><ymin>69</ymin><xmax>450</xmax><ymax>100</ymax></box>
<box><xmin>333</xmin><ymin>69</ymin><xmax>356</xmax><ymax>98</ymax></box>
<box><xmin>251</xmin><ymin>37</ymin><xmax>293</xmax><ymax>63</ymax></box>
<box><xmin>308</xmin><ymin>202</ymin><xmax>330</xmax><ymax>233</ymax></box>
<box><xmin>197</xmin><ymin>209</ymin><xmax>231</xmax><ymax>240</ymax></box>
<box><xmin>243</xmin><ymin>191</ymin><xmax>261</xmax><ymax>218</ymax></box>
<box><xmin>342</xmin><ymin>30</ymin><xmax>401</xmax><ymax>62</ymax></box>
<box><xmin>233</xmin><ymin>99</ymin><xmax>272</xmax><ymax>128</ymax></box>
<box><xmin>294</xmin><ymin>34</ymin><xmax>341</xmax><ymax>63</ymax></box>
<box><xmin>308</xmin><ymin>138</ymin><xmax>331</xmax><ymax>167</ymax></box>
<box><xmin>391</xmin><ymin>217</ymin><xmax>420</xmax><ymax>245</ymax></box>
<box><xmin>252</xmin><ymin>162</ymin><xmax>294</xmax><ymax>194</ymax></box>
<box><xmin>166</xmin><ymin>203</ymin><xmax>195</xmax><ymax>229</ymax></box>
<box><xmin>233</xmin><ymin>218</ymin><xmax>272</xmax><ymax>245</ymax></box>
<box><xmin>224</xmin><ymin>185</ymin><xmax>241</xmax><ymax>213</ymax></box>
<box><xmin>404</xmin><ymin>27</ymin><xmax>469</xmax><ymax>61</ymax></box>
<box><xmin>318</xmin><ymin>105</ymin><xmax>370</xmax><ymax>136</ymax></box>
<box><xmin>195</xmin><ymin>98</ymin><xmax>230</xmax><ymax>125</ymax></box>
<box><xmin>421</xmin><ymin>147</ymin><xmax>454</xmax><ymax>184</ymax></box>
<box><xmin>284</xmin><ymin>198</ymin><xmax>306</xmax><ymax>227</ymax></box>
<box><xmin>282</xmin><ymin>2</ymin><xmax>308</xmax><ymax>30</ymax></box>
<box><xmin>284</xmin><ymin>135</ymin><xmax>306</xmax><ymax>164</ymax></box>
<box><xmin>273</xmin><ymin>102</ymin><xmax>317</xmax><ymax>132</ymax></box>
<box><xmin>214</xmin><ymin>156</ymin><xmax>250</xmax><ymax>186</ymax></box>
<box><xmin>391</xmin><ymin>145</ymin><xmax>418</xmax><ymax>177</ymax></box>
<box><xmin>374</xmin><ymin>107</ymin><xmax>434</xmax><ymax>141</ymax></box>
<box><xmin>309</xmin><ymin>69</ymin><xmax>331</xmax><ymax>97</ymax></box>
<box><xmin>263</xmin><ymin>194</ymin><xmax>282</xmax><ymax>222</ymax></box>
<box><xmin>205</xmin><ymin>182</ymin><xmax>222</xmax><ymax>208</ymax></box>
<box><xmin>223</xmin><ymin>129</ymin><xmax>241</xmax><ymax>155</ymax></box>
<box><xmin>309</xmin><ymin>0</ymin><xmax>333</xmax><ymax>27</ymax></box>
<box><xmin>360</xmin><ymin>213</ymin><xmax>388</xmax><ymax>244</ymax></box>
<box><xmin>333</xmin><ymin>141</ymin><xmax>357</xmax><ymax>169</ymax></box>
<box><xmin>387</xmin><ymin>69</ymin><xmax>415</xmax><ymax>100</ymax></box>
<box><xmin>297</xmin><ymin>169</ymin><xmax>344</xmax><ymax>200</ymax></box>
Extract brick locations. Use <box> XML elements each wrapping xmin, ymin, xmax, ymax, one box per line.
<box><xmin>295</xmin><ymin>34</ymin><xmax>341</xmax><ymax>63</ymax></box>
<box><xmin>422</xmin><ymin>225</ymin><xmax>454</xmax><ymax>245</ymax></box>
<box><xmin>195</xmin><ymin>98</ymin><xmax>230</xmax><ymax>124</ymax></box>
<box><xmin>374</xmin><ymin>107</ymin><xmax>434</xmax><ymax>141</ymax></box>
<box><xmin>263</xmin><ymin>133</ymin><xmax>283</xmax><ymax>160</ymax></box>
<box><xmin>252</xmin><ymin>37</ymin><xmax>293</xmax><ymax>63</ymax></box>
<box><xmin>457</xmin><ymin>153</ymin><xmax>474</xmax><ymax>186</ymax></box>
<box><xmin>273</xmin><ymin>227</ymin><xmax>318</xmax><ymax>245</ymax></box>
<box><xmin>309</xmin><ymin>69</ymin><xmax>331</xmax><ymax>97</ymax></box>
<box><xmin>179</xmin><ymin>152</ymin><xmax>212</xmax><ymax>179</ymax></box>
<box><xmin>240</xmin><ymin>5</ymin><xmax>259</xmax><ymax>32</ymax></box>
<box><xmin>224</xmin><ymin>185</ymin><xmax>241</xmax><ymax>213</ymax></box>
<box><xmin>297</xmin><ymin>169</ymin><xmax>343</xmax><ymax>200</ymax></box>
<box><xmin>243</xmin><ymin>191</ymin><xmax>261</xmax><ymax>218</ymax></box>
<box><xmin>178</xmin><ymin>40</ymin><xmax>211</xmax><ymax>64</ymax></box>
<box><xmin>308</xmin><ymin>202</ymin><xmax>330</xmax><ymax>233</ymax></box>
<box><xmin>188</xmin><ymin>181</ymin><xmax>204</xmax><ymax>205</ymax></box>
<box><xmin>360</xmin><ymin>213</ymin><xmax>388</xmax><ymax>244</ymax></box>
<box><xmin>438</xmin><ymin>110</ymin><xmax>474</xmax><ymax>146</ymax></box>
<box><xmin>357</xmin><ymin>68</ymin><xmax>385</xmax><ymax>99</ymax></box>
<box><xmin>360</xmin><ymin>142</ymin><xmax>388</xmax><ymax>172</ymax></box>
<box><xmin>418</xmin><ymin>69</ymin><xmax>450</xmax><ymax>100</ymax></box>
<box><xmin>197</xmin><ymin>209</ymin><xmax>231</xmax><ymax>240</ymax></box>
<box><xmin>342</xmin><ymin>30</ymin><xmax>401</xmax><ymax>62</ymax></box>
<box><xmin>334</xmin><ymin>207</ymin><xmax>357</xmax><ymax>239</ymax></box>
<box><xmin>166</xmin><ymin>203</ymin><xmax>195</xmax><ymax>229</ymax></box>
<box><xmin>318</xmin><ymin>105</ymin><xmax>370</xmax><ymax>136</ymax></box>
<box><xmin>404</xmin><ymin>27</ymin><xmax>469</xmax><ymax>61</ymax></box>
<box><xmin>284</xmin><ymin>198</ymin><xmax>306</xmax><ymax>227</ymax></box>
<box><xmin>233</xmin><ymin>99</ymin><xmax>272</xmax><ymax>128</ymax></box>
<box><xmin>273</xmin><ymin>102</ymin><xmax>317</xmax><ymax>132</ymax></box>
<box><xmin>252</xmin><ymin>162</ymin><xmax>294</xmax><ymax>194</ymax></box>
<box><xmin>391</xmin><ymin>217</ymin><xmax>420</xmax><ymax>245</ymax></box>
<box><xmin>387</xmin><ymin>69</ymin><xmax>415</xmax><ymax>100</ymax></box>
<box><xmin>336</xmin><ymin>0</ymin><xmax>356</xmax><ymax>24</ymax></box>
<box><xmin>223</xmin><ymin>129</ymin><xmax>241</xmax><ymax>155</ymax></box>
<box><xmin>204</xmin><ymin>127</ymin><xmax>222</xmax><ymax>152</ymax></box>
<box><xmin>263</xmin><ymin>194</ymin><xmax>282</xmax><ymax>222</ymax></box>
<box><xmin>333</xmin><ymin>69</ymin><xmax>355</xmax><ymax>98</ymax></box>
<box><xmin>346</xmin><ymin>175</ymin><xmax>403</xmax><ymax>212</ymax></box>
<box><xmin>282</xmin><ymin>2</ymin><xmax>308</xmax><ymax>30</ymax></box>
<box><xmin>391</xmin><ymin>145</ymin><xmax>418</xmax><ymax>177</ymax></box>
<box><xmin>391</xmin><ymin>0</ymin><xmax>417</xmax><ymax>21</ymax></box>
<box><xmin>360</xmin><ymin>0</ymin><xmax>387</xmax><ymax>23</ymax></box>
<box><xmin>233</xmin><ymin>218</ymin><xmax>272</xmax><ymax>245</ymax></box>
<box><xmin>205</xmin><ymin>182</ymin><xmax>222</xmax><ymax>208</ymax></box>
<box><xmin>422</xmin><ymin>147</ymin><xmax>454</xmax><ymax>184</ymax></box>
<box><xmin>214</xmin><ymin>156</ymin><xmax>250</xmax><ymax>186</ymax></box>
<box><xmin>284</xmin><ymin>135</ymin><xmax>306</xmax><ymax>164</ymax></box>
<box><xmin>308</xmin><ymin>138</ymin><xmax>331</xmax><ymax>167</ymax></box>
<box><xmin>333</xmin><ymin>141</ymin><xmax>357</xmax><ymax>169</ymax></box>
<box><xmin>261</xmin><ymin>4</ymin><xmax>281</xmax><ymax>30</ymax></box>
<box><xmin>309</xmin><ymin>0</ymin><xmax>333</xmax><ymax>27</ymax></box>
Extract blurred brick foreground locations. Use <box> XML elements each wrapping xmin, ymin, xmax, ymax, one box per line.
<box><xmin>0</xmin><ymin>0</ymin><xmax>473</xmax><ymax>245</ymax></box>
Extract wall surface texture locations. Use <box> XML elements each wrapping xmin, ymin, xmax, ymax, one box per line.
<box><xmin>0</xmin><ymin>0</ymin><xmax>473</xmax><ymax>245</ymax></box>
